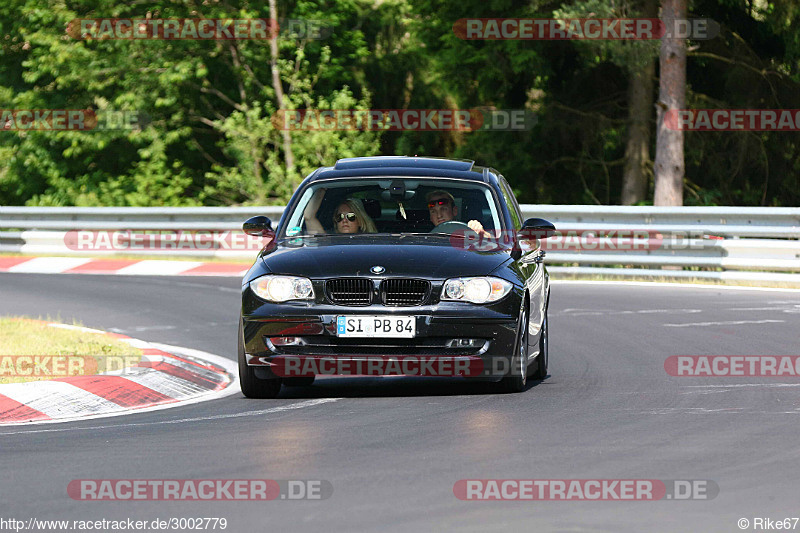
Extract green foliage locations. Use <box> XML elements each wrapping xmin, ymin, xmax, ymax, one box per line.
<box><xmin>1</xmin><ymin>0</ymin><xmax>800</xmax><ymax>206</ymax></box>
<box><xmin>1</xmin><ymin>0</ymin><xmax>381</xmax><ymax>206</ymax></box>
<box><xmin>554</xmin><ymin>0</ymin><xmax>660</xmax><ymax>71</ymax></box>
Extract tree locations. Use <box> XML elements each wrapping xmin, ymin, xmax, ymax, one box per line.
<box><xmin>621</xmin><ymin>0</ymin><xmax>657</xmax><ymax>205</ymax></box>
<box><xmin>653</xmin><ymin>0</ymin><xmax>686</xmax><ymax>206</ymax></box>
<box><xmin>4</xmin><ymin>0</ymin><xmax>800</xmax><ymax>208</ymax></box>
<box><xmin>621</xmin><ymin>57</ymin><xmax>655</xmax><ymax>204</ymax></box>
<box><xmin>555</xmin><ymin>0</ymin><xmax>659</xmax><ymax>205</ymax></box>
<box><xmin>0</xmin><ymin>0</ymin><xmax>381</xmax><ymax>206</ymax></box>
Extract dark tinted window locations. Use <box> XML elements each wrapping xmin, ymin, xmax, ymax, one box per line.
<box><xmin>283</xmin><ymin>178</ymin><xmax>503</xmax><ymax>236</ymax></box>
<box><xmin>497</xmin><ymin>174</ymin><xmax>522</xmax><ymax>230</ymax></box>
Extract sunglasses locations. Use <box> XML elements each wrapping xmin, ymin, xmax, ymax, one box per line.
<box><xmin>334</xmin><ymin>212</ymin><xmax>357</xmax><ymax>222</ymax></box>
<box><xmin>427</xmin><ymin>199</ymin><xmax>452</xmax><ymax>209</ymax></box>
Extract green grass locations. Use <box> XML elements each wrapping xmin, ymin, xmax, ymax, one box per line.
<box><xmin>0</xmin><ymin>317</ymin><xmax>143</xmax><ymax>384</ymax></box>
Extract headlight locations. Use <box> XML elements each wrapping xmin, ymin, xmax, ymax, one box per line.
<box><xmin>441</xmin><ymin>277</ymin><xmax>512</xmax><ymax>304</ymax></box>
<box><xmin>250</xmin><ymin>275</ymin><xmax>314</xmax><ymax>302</ymax></box>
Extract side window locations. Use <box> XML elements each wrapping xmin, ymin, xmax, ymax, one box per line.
<box><xmin>497</xmin><ymin>175</ymin><xmax>522</xmax><ymax>230</ymax></box>
<box><xmin>288</xmin><ymin>187</ymin><xmax>314</xmax><ymax>235</ymax></box>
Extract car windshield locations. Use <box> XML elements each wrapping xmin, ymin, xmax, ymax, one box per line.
<box><xmin>281</xmin><ymin>178</ymin><xmax>504</xmax><ymax>238</ymax></box>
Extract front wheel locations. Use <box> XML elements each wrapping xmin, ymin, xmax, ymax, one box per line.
<box><xmin>531</xmin><ymin>309</ymin><xmax>548</xmax><ymax>380</ymax></box>
<box><xmin>497</xmin><ymin>306</ymin><xmax>528</xmax><ymax>393</ymax></box>
<box><xmin>238</xmin><ymin>318</ymin><xmax>282</xmax><ymax>399</ymax></box>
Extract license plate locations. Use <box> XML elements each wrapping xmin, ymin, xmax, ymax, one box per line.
<box><xmin>336</xmin><ymin>316</ymin><xmax>415</xmax><ymax>338</ymax></box>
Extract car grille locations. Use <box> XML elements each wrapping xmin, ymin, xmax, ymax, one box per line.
<box><xmin>326</xmin><ymin>278</ymin><xmax>372</xmax><ymax>306</ymax></box>
<box><xmin>325</xmin><ymin>278</ymin><xmax>430</xmax><ymax>306</ymax></box>
<box><xmin>381</xmin><ymin>279</ymin><xmax>429</xmax><ymax>306</ymax></box>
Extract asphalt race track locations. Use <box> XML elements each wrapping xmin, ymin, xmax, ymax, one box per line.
<box><xmin>2</xmin><ymin>273</ymin><xmax>800</xmax><ymax>533</ymax></box>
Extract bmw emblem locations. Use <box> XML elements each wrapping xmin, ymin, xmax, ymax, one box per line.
<box><xmin>370</xmin><ymin>265</ymin><xmax>386</xmax><ymax>274</ymax></box>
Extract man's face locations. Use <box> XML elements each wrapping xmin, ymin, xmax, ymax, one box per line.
<box><xmin>427</xmin><ymin>195</ymin><xmax>457</xmax><ymax>226</ymax></box>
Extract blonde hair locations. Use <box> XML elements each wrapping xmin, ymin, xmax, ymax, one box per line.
<box><xmin>333</xmin><ymin>198</ymin><xmax>377</xmax><ymax>233</ymax></box>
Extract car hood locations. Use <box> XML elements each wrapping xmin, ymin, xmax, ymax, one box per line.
<box><xmin>260</xmin><ymin>234</ymin><xmax>511</xmax><ymax>279</ymax></box>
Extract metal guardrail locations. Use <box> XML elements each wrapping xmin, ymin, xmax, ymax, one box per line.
<box><xmin>523</xmin><ymin>205</ymin><xmax>800</xmax><ymax>238</ymax></box>
<box><xmin>0</xmin><ymin>206</ymin><xmax>286</xmax><ymax>231</ymax></box>
<box><xmin>1</xmin><ymin>204</ymin><xmax>798</xmax><ymax>235</ymax></box>
<box><xmin>1</xmin><ymin>205</ymin><xmax>799</xmax><ymax>283</ymax></box>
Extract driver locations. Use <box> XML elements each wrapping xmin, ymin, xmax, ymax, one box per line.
<box><xmin>426</xmin><ymin>190</ymin><xmax>490</xmax><ymax>237</ymax></box>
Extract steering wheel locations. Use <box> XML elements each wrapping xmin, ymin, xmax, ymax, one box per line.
<box><xmin>430</xmin><ymin>220</ymin><xmax>471</xmax><ymax>234</ymax></box>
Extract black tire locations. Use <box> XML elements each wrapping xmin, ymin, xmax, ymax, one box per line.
<box><xmin>283</xmin><ymin>376</ymin><xmax>315</xmax><ymax>387</ymax></box>
<box><xmin>238</xmin><ymin>318</ymin><xmax>282</xmax><ymax>399</ymax></box>
<box><xmin>497</xmin><ymin>306</ymin><xmax>528</xmax><ymax>393</ymax></box>
<box><xmin>531</xmin><ymin>309</ymin><xmax>548</xmax><ymax>380</ymax></box>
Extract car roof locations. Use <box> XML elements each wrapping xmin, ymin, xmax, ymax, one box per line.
<box><xmin>304</xmin><ymin>156</ymin><xmax>495</xmax><ymax>183</ymax></box>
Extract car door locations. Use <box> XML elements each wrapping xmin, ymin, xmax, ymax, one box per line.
<box><xmin>497</xmin><ymin>174</ymin><xmax>545</xmax><ymax>355</ymax></box>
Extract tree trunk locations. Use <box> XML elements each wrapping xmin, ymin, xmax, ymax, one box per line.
<box><xmin>621</xmin><ymin>61</ymin><xmax>655</xmax><ymax>205</ymax></box>
<box><xmin>621</xmin><ymin>0</ymin><xmax>657</xmax><ymax>206</ymax></box>
<box><xmin>653</xmin><ymin>0</ymin><xmax>686</xmax><ymax>206</ymax></box>
<box><xmin>269</xmin><ymin>0</ymin><xmax>296</xmax><ymax>181</ymax></box>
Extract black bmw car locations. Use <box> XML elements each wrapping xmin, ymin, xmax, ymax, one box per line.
<box><xmin>239</xmin><ymin>156</ymin><xmax>555</xmax><ymax>398</ymax></box>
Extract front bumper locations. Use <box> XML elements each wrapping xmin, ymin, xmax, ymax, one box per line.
<box><xmin>242</xmin><ymin>300</ymin><xmax>521</xmax><ymax>380</ymax></box>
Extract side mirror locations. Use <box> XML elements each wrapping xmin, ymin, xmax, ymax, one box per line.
<box><xmin>520</xmin><ymin>218</ymin><xmax>556</xmax><ymax>239</ymax></box>
<box><xmin>243</xmin><ymin>216</ymin><xmax>275</xmax><ymax>237</ymax></box>
<box><xmin>510</xmin><ymin>218</ymin><xmax>556</xmax><ymax>261</ymax></box>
